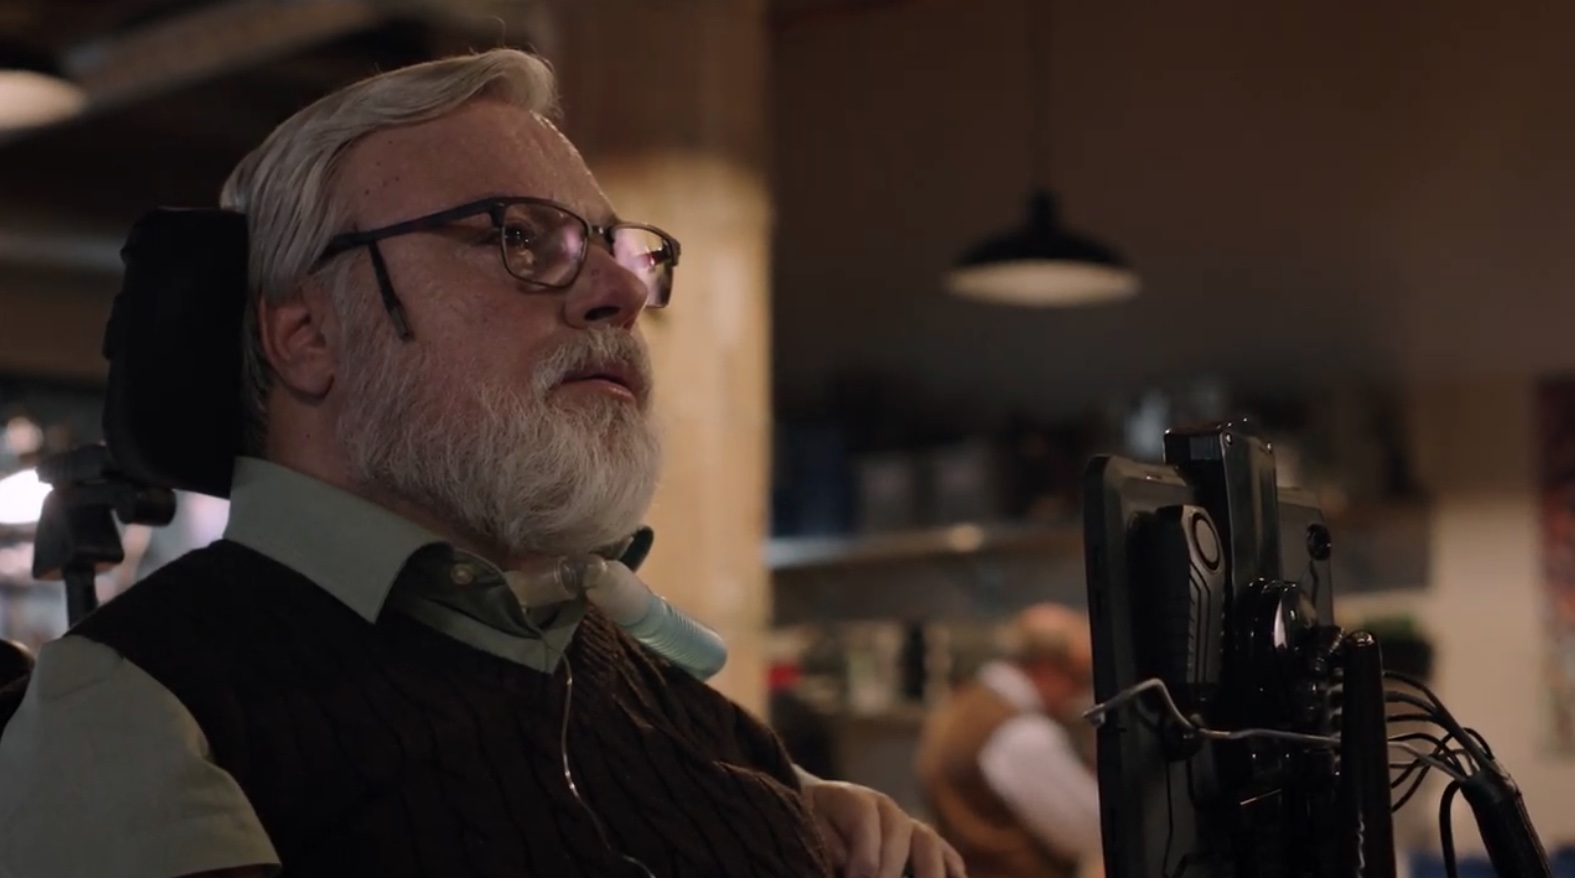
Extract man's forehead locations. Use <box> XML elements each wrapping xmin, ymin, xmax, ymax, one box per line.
<box><xmin>338</xmin><ymin>100</ymin><xmax>613</xmax><ymax>224</ymax></box>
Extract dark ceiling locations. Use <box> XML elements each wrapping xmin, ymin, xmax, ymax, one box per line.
<box><xmin>0</xmin><ymin>0</ymin><xmax>876</xmax><ymax>257</ymax></box>
<box><xmin>0</xmin><ymin>0</ymin><xmax>547</xmax><ymax>238</ymax></box>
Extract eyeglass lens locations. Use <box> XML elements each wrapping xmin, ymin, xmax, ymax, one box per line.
<box><xmin>498</xmin><ymin>202</ymin><xmax>674</xmax><ymax>307</ymax></box>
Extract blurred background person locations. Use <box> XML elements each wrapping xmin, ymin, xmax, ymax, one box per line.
<box><xmin>915</xmin><ymin>603</ymin><xmax>1101</xmax><ymax>878</ymax></box>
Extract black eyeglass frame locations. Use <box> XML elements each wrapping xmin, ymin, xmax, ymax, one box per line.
<box><xmin>317</xmin><ymin>196</ymin><xmax>681</xmax><ymax>340</ymax></box>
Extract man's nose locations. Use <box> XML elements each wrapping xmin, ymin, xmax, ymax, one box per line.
<box><xmin>563</xmin><ymin>248</ymin><xmax>648</xmax><ymax>329</ymax></box>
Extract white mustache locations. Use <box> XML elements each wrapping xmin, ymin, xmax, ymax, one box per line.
<box><xmin>533</xmin><ymin>330</ymin><xmax>653</xmax><ymax>398</ymax></box>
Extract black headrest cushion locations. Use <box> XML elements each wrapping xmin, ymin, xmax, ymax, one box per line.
<box><xmin>0</xmin><ymin>639</ymin><xmax>34</xmax><ymax>688</ymax></box>
<box><xmin>101</xmin><ymin>208</ymin><xmax>249</xmax><ymax>499</ymax></box>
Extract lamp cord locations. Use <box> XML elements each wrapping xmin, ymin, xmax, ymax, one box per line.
<box><xmin>1026</xmin><ymin>0</ymin><xmax>1052</xmax><ymax>190</ymax></box>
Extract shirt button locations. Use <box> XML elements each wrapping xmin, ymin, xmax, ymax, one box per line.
<box><xmin>450</xmin><ymin>564</ymin><xmax>477</xmax><ymax>586</ymax></box>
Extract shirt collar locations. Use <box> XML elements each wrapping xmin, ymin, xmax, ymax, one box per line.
<box><xmin>220</xmin><ymin>457</ymin><xmax>652</xmax><ymax>673</ymax></box>
<box><xmin>978</xmin><ymin>660</ymin><xmax>1046</xmax><ymax>713</ymax></box>
<box><xmin>222</xmin><ymin>456</ymin><xmax>453</xmax><ymax>623</ymax></box>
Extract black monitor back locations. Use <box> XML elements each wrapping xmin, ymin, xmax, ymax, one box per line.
<box><xmin>1083</xmin><ymin>422</ymin><xmax>1338</xmax><ymax>878</ymax></box>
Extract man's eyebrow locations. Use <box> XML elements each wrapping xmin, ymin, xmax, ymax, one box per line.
<box><xmin>463</xmin><ymin>192</ymin><xmax>620</xmax><ymax>224</ymax></box>
<box><xmin>577</xmin><ymin>209</ymin><xmax>622</xmax><ymax>229</ymax></box>
<box><xmin>445</xmin><ymin>191</ymin><xmax>527</xmax><ymax>208</ymax></box>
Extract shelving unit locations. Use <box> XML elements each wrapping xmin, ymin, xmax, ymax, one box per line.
<box><xmin>767</xmin><ymin>500</ymin><xmax>1432</xmax><ymax>627</ymax></box>
<box><xmin>766</xmin><ymin>519</ymin><xmax>1082</xmax><ymax>573</ymax></box>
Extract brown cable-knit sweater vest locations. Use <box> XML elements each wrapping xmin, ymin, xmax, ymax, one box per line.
<box><xmin>914</xmin><ymin>680</ymin><xmax>1078</xmax><ymax>878</ymax></box>
<box><xmin>52</xmin><ymin>540</ymin><xmax>832</xmax><ymax>878</ymax></box>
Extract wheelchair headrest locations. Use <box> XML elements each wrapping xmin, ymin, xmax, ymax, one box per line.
<box><xmin>0</xmin><ymin>639</ymin><xmax>34</xmax><ymax>688</ymax></box>
<box><xmin>102</xmin><ymin>208</ymin><xmax>249</xmax><ymax>499</ymax></box>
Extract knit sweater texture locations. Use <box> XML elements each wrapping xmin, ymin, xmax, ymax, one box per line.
<box><xmin>63</xmin><ymin>540</ymin><xmax>832</xmax><ymax>878</ymax></box>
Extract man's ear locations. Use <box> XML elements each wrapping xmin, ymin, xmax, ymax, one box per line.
<box><xmin>257</xmin><ymin>280</ymin><xmax>338</xmax><ymax>399</ymax></box>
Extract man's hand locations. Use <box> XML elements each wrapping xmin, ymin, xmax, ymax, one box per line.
<box><xmin>801</xmin><ymin>779</ymin><xmax>967</xmax><ymax>878</ymax></box>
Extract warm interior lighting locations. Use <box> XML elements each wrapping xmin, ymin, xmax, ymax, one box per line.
<box><xmin>0</xmin><ymin>469</ymin><xmax>50</xmax><ymax>527</ymax></box>
<box><xmin>946</xmin><ymin>191</ymin><xmax>1139</xmax><ymax>306</ymax></box>
<box><xmin>0</xmin><ymin>42</ymin><xmax>86</xmax><ymax>130</ymax></box>
<box><xmin>0</xmin><ymin>69</ymin><xmax>85</xmax><ymax>129</ymax></box>
<box><xmin>4</xmin><ymin>416</ymin><xmax>43</xmax><ymax>455</ymax></box>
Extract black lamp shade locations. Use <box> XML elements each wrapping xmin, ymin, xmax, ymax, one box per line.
<box><xmin>946</xmin><ymin>190</ymin><xmax>1139</xmax><ymax>306</ymax></box>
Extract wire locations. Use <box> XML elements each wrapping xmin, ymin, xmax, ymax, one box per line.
<box><xmin>1390</xmin><ymin>750</ymin><xmax>1471</xmax><ymax>815</ymax></box>
<box><xmin>1463</xmin><ymin>727</ymin><xmax>1494</xmax><ymax>761</ymax></box>
<box><xmin>1384</xmin><ymin>670</ymin><xmax>1446</xmax><ymax>711</ymax></box>
<box><xmin>1092</xmin><ymin>680</ymin><xmax>1498</xmax><ymax>774</ymax></box>
<box><xmin>1389</xmin><ymin>756</ymin><xmax>1465</xmax><ymax>802</ymax></box>
<box><xmin>1300</xmin><ymin>556</ymin><xmax>1323</xmax><ymax>607</ymax></box>
<box><xmin>1161</xmin><ymin>760</ymin><xmax>1178</xmax><ymax>878</ymax></box>
<box><xmin>1392</xmin><ymin>765</ymin><xmax>1432</xmax><ymax>813</ymax></box>
<box><xmin>1385</xmin><ymin>671</ymin><xmax>1494</xmax><ymax>764</ymax></box>
<box><xmin>1091</xmin><ymin>675</ymin><xmax>1518</xmax><ymax>878</ymax></box>
<box><xmin>1094</xmin><ymin>673</ymin><xmax>1517</xmax><ymax>877</ymax></box>
<box><xmin>1387</xmin><ymin>731</ymin><xmax>1468</xmax><ymax>775</ymax></box>
<box><xmin>1384</xmin><ymin>692</ymin><xmax>1483</xmax><ymax>766</ymax></box>
<box><xmin>1439</xmin><ymin>779</ymin><xmax>1464</xmax><ymax>878</ymax></box>
<box><xmin>1385</xmin><ymin>679</ymin><xmax>1483</xmax><ymax>875</ymax></box>
<box><xmin>1023</xmin><ymin>0</ymin><xmax>1052</xmax><ymax>188</ymax></box>
<box><xmin>1381</xmin><ymin>693</ymin><xmax>1483</xmax><ymax>815</ymax></box>
<box><xmin>1085</xmin><ymin>678</ymin><xmax>1184</xmax><ymax>726</ymax></box>
<box><xmin>559</xmin><ymin>653</ymin><xmax>658</xmax><ymax>878</ymax></box>
<box><xmin>1392</xmin><ymin>706</ymin><xmax>1486</xmax><ymax>753</ymax></box>
<box><xmin>1387</xmin><ymin>740</ymin><xmax>1471</xmax><ymax>784</ymax></box>
<box><xmin>1085</xmin><ymin>678</ymin><xmax>1341</xmax><ymax>748</ymax></box>
<box><xmin>1385</xmin><ymin>690</ymin><xmax>1443</xmax><ymax>715</ymax></box>
<box><xmin>1088</xmin><ymin>677</ymin><xmax>1475</xmax><ymax>800</ymax></box>
<box><xmin>1384</xmin><ymin>693</ymin><xmax>1490</xmax><ymax>778</ymax></box>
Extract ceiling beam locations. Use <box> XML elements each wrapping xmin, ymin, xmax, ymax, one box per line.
<box><xmin>60</xmin><ymin>0</ymin><xmax>387</xmax><ymax>117</ymax></box>
<box><xmin>0</xmin><ymin>0</ymin><xmax>556</xmax><ymax>273</ymax></box>
<box><xmin>0</xmin><ymin>229</ymin><xmax>123</xmax><ymax>274</ymax></box>
<box><xmin>0</xmin><ymin>0</ymin><xmax>552</xmax><ymax>148</ymax></box>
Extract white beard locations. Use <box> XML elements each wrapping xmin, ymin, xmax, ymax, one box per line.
<box><xmin>335</xmin><ymin>315</ymin><xmax>662</xmax><ymax>558</ymax></box>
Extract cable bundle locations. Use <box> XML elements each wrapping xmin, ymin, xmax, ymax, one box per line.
<box><xmin>1087</xmin><ymin>669</ymin><xmax>1553</xmax><ymax>878</ymax></box>
<box><xmin>1382</xmin><ymin>671</ymin><xmax>1549</xmax><ymax>878</ymax></box>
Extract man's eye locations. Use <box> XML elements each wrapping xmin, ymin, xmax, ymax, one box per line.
<box><xmin>499</xmin><ymin>225</ymin><xmax>537</xmax><ymax>249</ymax></box>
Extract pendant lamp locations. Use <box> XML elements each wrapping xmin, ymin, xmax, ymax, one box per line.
<box><xmin>945</xmin><ymin>0</ymin><xmax>1138</xmax><ymax>307</ymax></box>
<box><xmin>0</xmin><ymin>44</ymin><xmax>87</xmax><ymax>131</ymax></box>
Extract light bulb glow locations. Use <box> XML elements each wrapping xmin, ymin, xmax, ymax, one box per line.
<box><xmin>0</xmin><ymin>469</ymin><xmax>50</xmax><ymax>526</ymax></box>
<box><xmin>946</xmin><ymin>260</ymin><xmax>1140</xmax><ymax>307</ymax></box>
<box><xmin>0</xmin><ymin>70</ymin><xmax>86</xmax><ymax>129</ymax></box>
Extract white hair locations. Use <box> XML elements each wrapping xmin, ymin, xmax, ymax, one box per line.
<box><xmin>219</xmin><ymin>49</ymin><xmax>560</xmax><ymax>454</ymax></box>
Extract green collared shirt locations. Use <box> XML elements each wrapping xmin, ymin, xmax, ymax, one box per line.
<box><xmin>0</xmin><ymin>457</ymin><xmax>601</xmax><ymax>877</ymax></box>
<box><xmin>223</xmin><ymin>456</ymin><xmax>584</xmax><ymax>672</ymax></box>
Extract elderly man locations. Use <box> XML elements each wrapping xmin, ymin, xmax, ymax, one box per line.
<box><xmin>915</xmin><ymin>604</ymin><xmax>1102</xmax><ymax>878</ymax></box>
<box><xmin>0</xmin><ymin>50</ymin><xmax>962</xmax><ymax>878</ymax></box>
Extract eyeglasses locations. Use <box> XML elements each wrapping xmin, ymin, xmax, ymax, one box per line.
<box><xmin>318</xmin><ymin>197</ymin><xmax>681</xmax><ymax>340</ymax></box>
